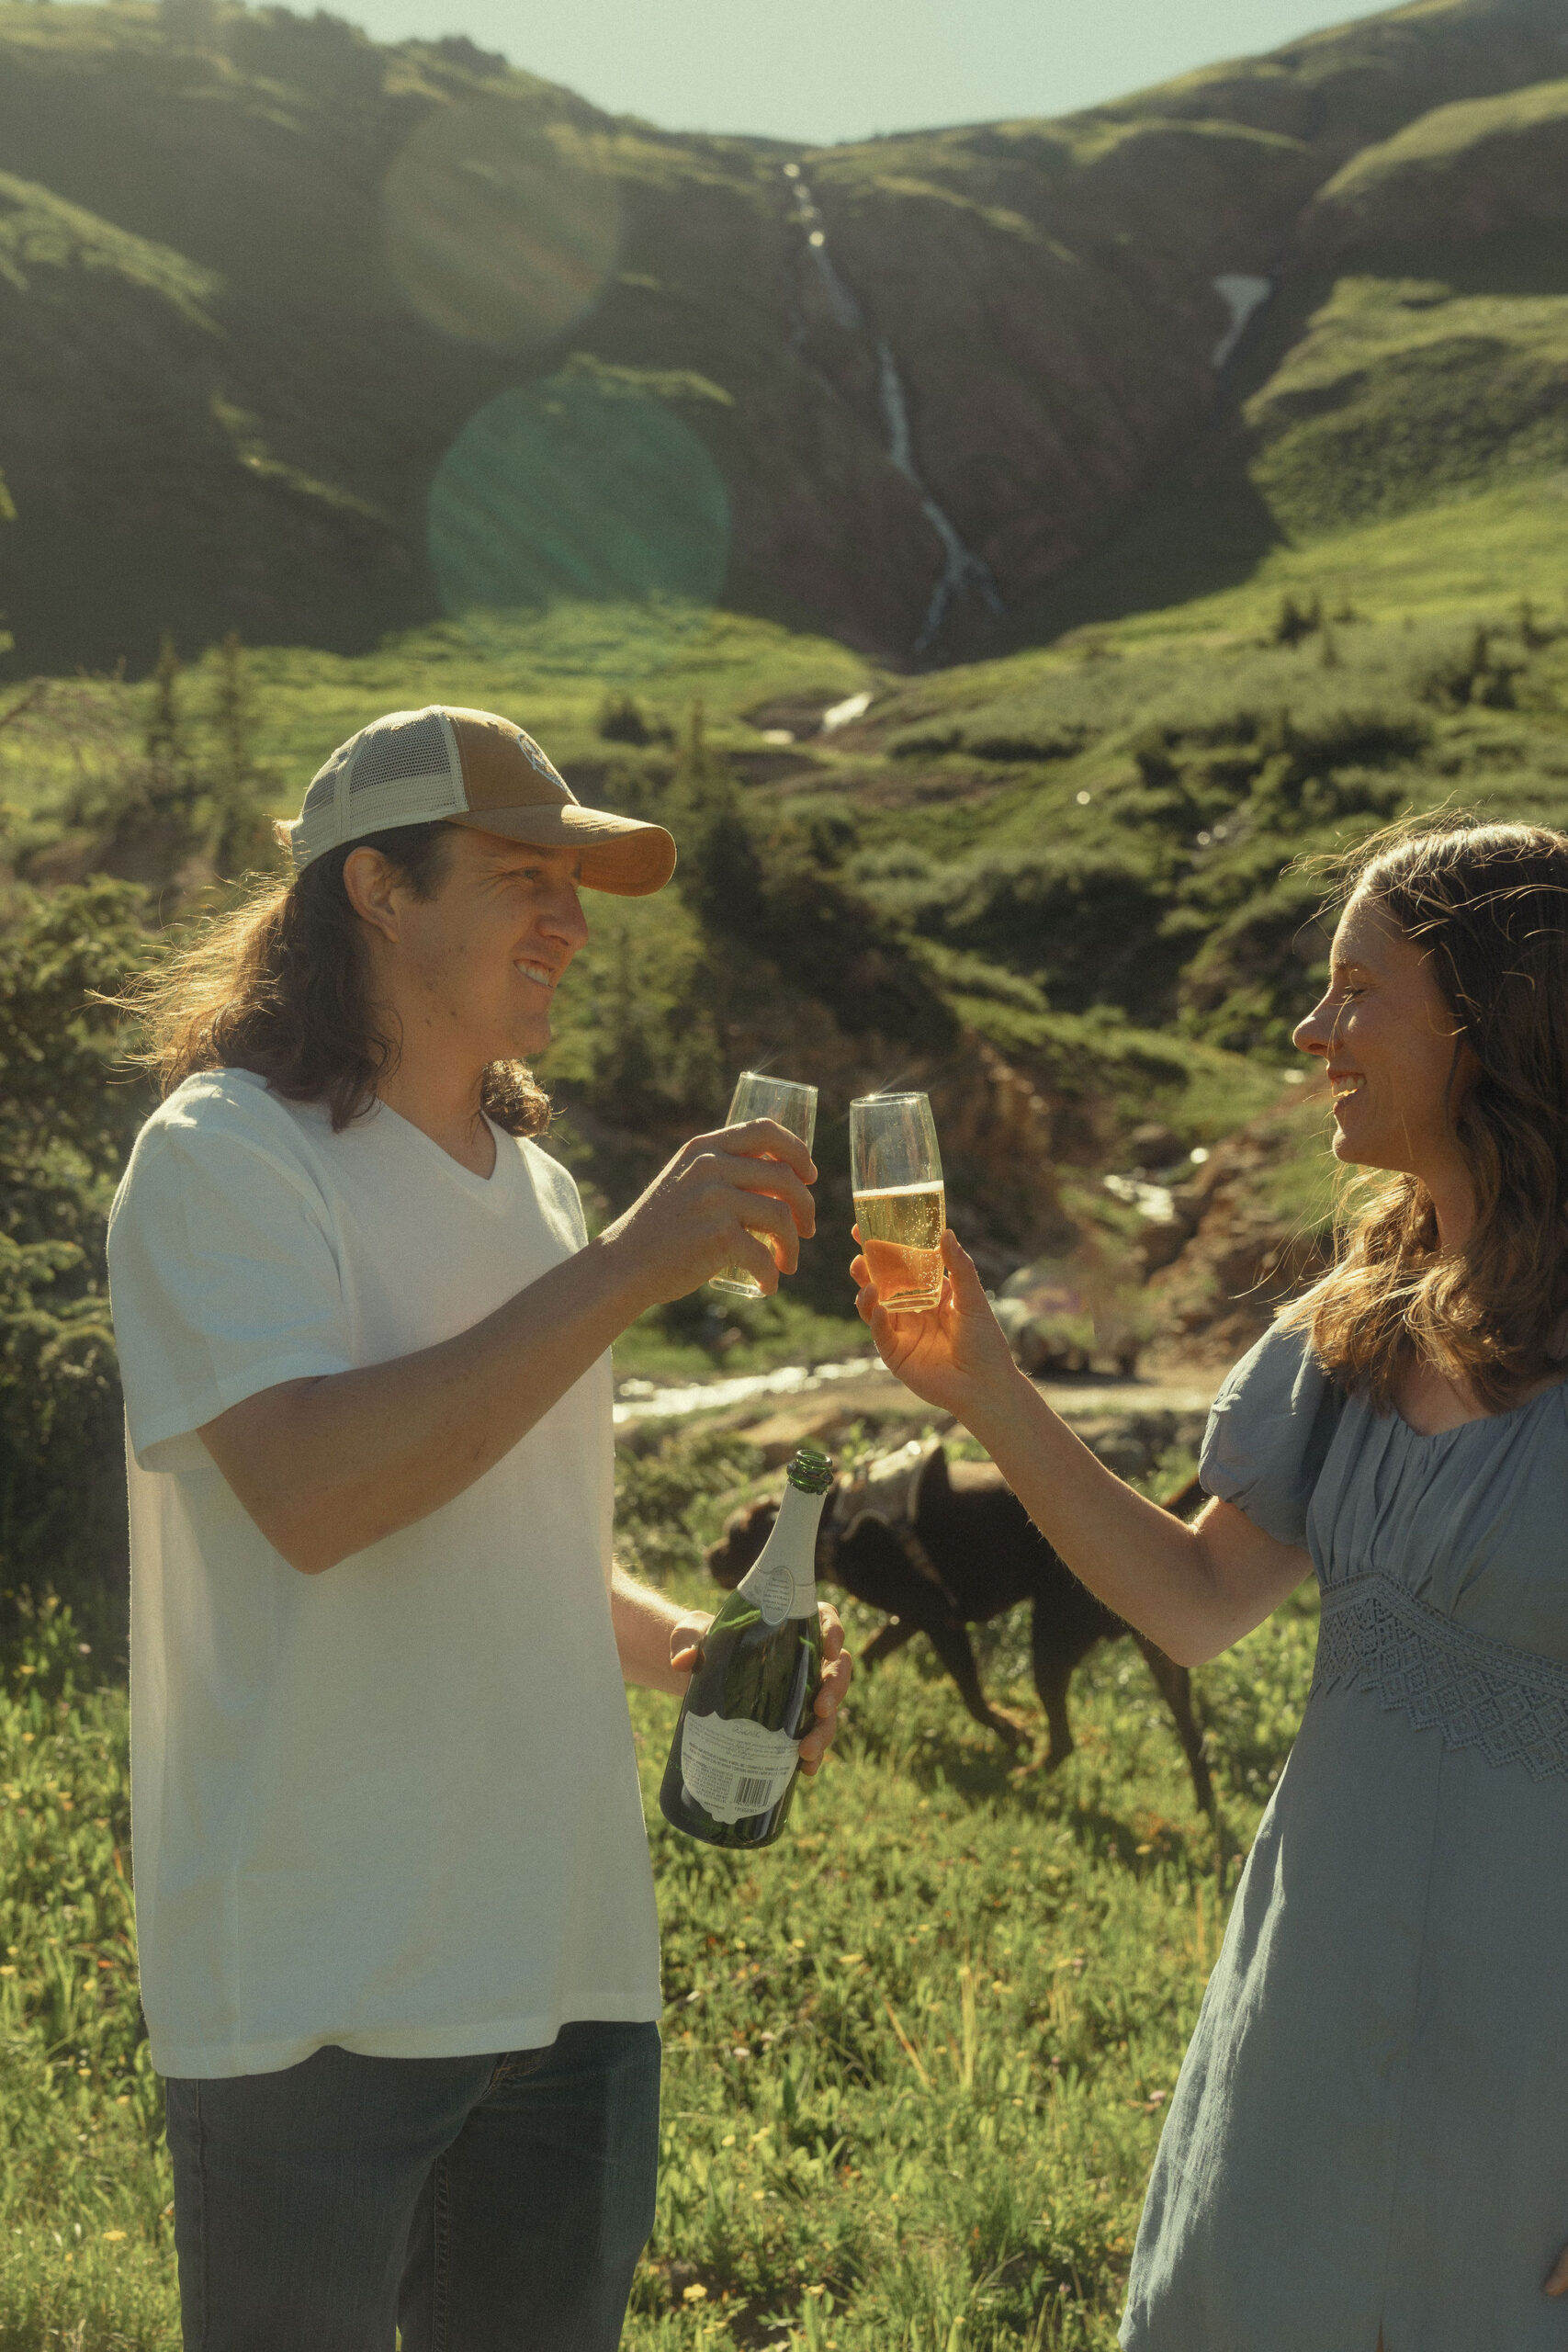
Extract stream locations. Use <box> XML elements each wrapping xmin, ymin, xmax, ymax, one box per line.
<box><xmin>614</xmin><ymin>1351</ymin><xmax>1220</xmax><ymax>1430</ymax></box>
<box><xmin>614</xmin><ymin>1353</ymin><xmax>882</xmax><ymax>1428</ymax></box>
<box><xmin>784</xmin><ymin>165</ymin><xmax>1003</xmax><ymax>654</ymax></box>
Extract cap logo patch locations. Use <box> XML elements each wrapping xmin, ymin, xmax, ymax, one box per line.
<box><xmin>516</xmin><ymin>729</ymin><xmax>567</xmax><ymax>791</ymax></box>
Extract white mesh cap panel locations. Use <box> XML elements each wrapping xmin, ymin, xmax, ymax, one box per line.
<box><xmin>289</xmin><ymin>709</ymin><xmax>462</xmax><ymax>870</ymax></box>
<box><xmin>349</xmin><ymin>710</ymin><xmax>453</xmax><ymax>795</ymax></box>
<box><xmin>291</xmin><ymin>740</ymin><xmax>356</xmax><ymax>870</ymax></box>
<box><xmin>300</xmin><ymin>751</ymin><xmax>348</xmax><ymax>817</ymax></box>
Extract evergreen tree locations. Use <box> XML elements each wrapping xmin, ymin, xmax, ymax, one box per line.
<box><xmin>209</xmin><ymin>633</ymin><xmax>274</xmax><ymax>875</ymax></box>
<box><xmin>144</xmin><ymin>633</ymin><xmax>186</xmax><ymax>771</ymax></box>
<box><xmin>670</xmin><ymin>701</ymin><xmax>761</xmax><ymax>936</ymax></box>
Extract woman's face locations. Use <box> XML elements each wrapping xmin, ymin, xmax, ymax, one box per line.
<box><xmin>1292</xmin><ymin>890</ymin><xmax>1472</xmax><ymax>1177</ymax></box>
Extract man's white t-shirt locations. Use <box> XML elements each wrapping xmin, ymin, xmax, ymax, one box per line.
<box><xmin>106</xmin><ymin>1069</ymin><xmax>661</xmax><ymax>2079</ymax></box>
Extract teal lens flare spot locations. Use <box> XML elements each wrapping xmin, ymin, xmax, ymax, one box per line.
<box><xmin>427</xmin><ymin>374</ymin><xmax>731</xmax><ymax>623</ymax></box>
<box><xmin>383</xmin><ymin>97</ymin><xmax>621</xmax><ymax>352</ymax></box>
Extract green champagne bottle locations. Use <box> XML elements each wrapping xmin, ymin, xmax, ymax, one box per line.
<box><xmin>660</xmin><ymin>1445</ymin><xmax>834</xmax><ymax>1849</ymax></box>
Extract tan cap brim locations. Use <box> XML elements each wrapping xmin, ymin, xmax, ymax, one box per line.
<box><xmin>448</xmin><ymin>801</ymin><xmax>677</xmax><ymax>897</ymax></box>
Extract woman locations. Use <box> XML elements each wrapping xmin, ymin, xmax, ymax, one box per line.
<box><xmin>852</xmin><ymin>821</ymin><xmax>1568</xmax><ymax>2350</ymax></box>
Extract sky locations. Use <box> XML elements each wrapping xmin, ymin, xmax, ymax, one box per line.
<box><xmin>244</xmin><ymin>0</ymin><xmax>1396</xmax><ymax>145</ymax></box>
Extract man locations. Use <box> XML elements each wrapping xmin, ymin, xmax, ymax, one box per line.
<box><xmin>106</xmin><ymin>704</ymin><xmax>849</xmax><ymax>2350</ymax></box>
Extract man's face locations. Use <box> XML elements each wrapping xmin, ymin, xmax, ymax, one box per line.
<box><xmin>367</xmin><ymin>828</ymin><xmax>591</xmax><ymax>1069</ymax></box>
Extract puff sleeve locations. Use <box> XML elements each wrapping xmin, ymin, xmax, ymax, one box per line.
<box><xmin>1199</xmin><ymin>1319</ymin><xmax>1343</xmax><ymax>1549</ymax></box>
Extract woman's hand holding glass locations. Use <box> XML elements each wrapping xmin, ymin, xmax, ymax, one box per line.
<box><xmin>851</xmin><ymin>1226</ymin><xmax>1021</xmax><ymax>1419</ymax></box>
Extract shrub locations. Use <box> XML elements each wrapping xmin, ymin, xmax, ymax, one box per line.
<box><xmin>597</xmin><ymin>692</ymin><xmax>673</xmax><ymax>748</ymax></box>
<box><xmin>0</xmin><ymin>882</ymin><xmax>153</xmax><ymax>1632</ymax></box>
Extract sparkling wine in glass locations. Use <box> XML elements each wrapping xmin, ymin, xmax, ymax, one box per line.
<box><xmin>851</xmin><ymin>1091</ymin><xmax>946</xmax><ymax>1313</ymax></box>
<box><xmin>709</xmin><ymin>1072</ymin><xmax>818</xmax><ymax>1299</ymax></box>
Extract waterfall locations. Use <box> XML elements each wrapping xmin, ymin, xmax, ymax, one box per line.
<box><xmin>789</xmin><ymin>178</ymin><xmax>863</xmax><ymax>332</ymax></box>
<box><xmin>784</xmin><ymin>164</ymin><xmax>1002</xmax><ymax>654</ymax></box>
<box><xmin>874</xmin><ymin>341</ymin><xmax>1003</xmax><ymax>651</ymax></box>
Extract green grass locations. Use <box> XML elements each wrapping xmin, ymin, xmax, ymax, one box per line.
<box><xmin>611</xmin><ymin>1296</ymin><xmax>873</xmax><ymax>1387</ymax></box>
<box><xmin>0</xmin><ymin>607</ymin><xmax>873</xmax><ymax>828</ymax></box>
<box><xmin>234</xmin><ymin>607</ymin><xmax>873</xmax><ymax>792</ymax></box>
<box><xmin>0</xmin><ymin>1435</ymin><xmax>1319</xmax><ymax>2350</ymax></box>
<box><xmin>1244</xmin><ymin>266</ymin><xmax>1568</xmax><ymax>537</ymax></box>
<box><xmin>1314</xmin><ymin>73</ymin><xmax>1568</xmax><ymax>203</ymax></box>
<box><xmin>9</xmin><ymin>6</ymin><xmax>1568</xmax><ymax>2326</ymax></box>
<box><xmin>0</xmin><ymin>169</ymin><xmax>219</xmax><ymax>324</ymax></box>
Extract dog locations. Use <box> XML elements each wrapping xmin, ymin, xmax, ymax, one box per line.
<box><xmin>705</xmin><ymin>1437</ymin><xmax>1215</xmax><ymax>1819</ymax></box>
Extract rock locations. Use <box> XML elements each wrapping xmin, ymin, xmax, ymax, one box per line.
<box><xmin>1129</xmin><ymin>1122</ymin><xmax>1183</xmax><ymax>1170</ymax></box>
<box><xmin>741</xmin><ymin>1380</ymin><xmax>949</xmax><ymax>1466</ymax></box>
<box><xmin>1146</xmin><ymin>1083</ymin><xmax>1334</xmax><ymax>1361</ymax></box>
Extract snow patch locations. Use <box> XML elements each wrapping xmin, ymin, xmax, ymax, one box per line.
<box><xmin>821</xmin><ymin>690</ymin><xmax>873</xmax><ymax>732</ymax></box>
<box><xmin>1212</xmin><ymin>273</ymin><xmax>1271</xmax><ymax>369</ymax></box>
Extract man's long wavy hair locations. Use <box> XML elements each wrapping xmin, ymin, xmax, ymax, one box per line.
<box><xmin>114</xmin><ymin>820</ymin><xmax>550</xmax><ymax>1137</ymax></box>
<box><xmin>1280</xmin><ymin>820</ymin><xmax>1568</xmax><ymax>1413</ymax></box>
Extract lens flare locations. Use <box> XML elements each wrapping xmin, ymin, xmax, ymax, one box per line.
<box><xmin>427</xmin><ymin>372</ymin><xmax>731</xmax><ymax>623</ymax></box>
<box><xmin>383</xmin><ymin>97</ymin><xmax>621</xmax><ymax>352</ymax></box>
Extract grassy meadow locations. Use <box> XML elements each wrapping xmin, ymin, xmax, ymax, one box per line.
<box><xmin>7</xmin><ymin>7</ymin><xmax>1568</xmax><ymax>2342</ymax></box>
<box><xmin>0</xmin><ymin>1429</ymin><xmax>1318</xmax><ymax>2352</ymax></box>
<box><xmin>5</xmin><ymin>52</ymin><xmax>1568</xmax><ymax>2327</ymax></box>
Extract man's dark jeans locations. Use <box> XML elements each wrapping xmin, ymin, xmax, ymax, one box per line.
<box><xmin>163</xmin><ymin>2019</ymin><xmax>661</xmax><ymax>2350</ymax></box>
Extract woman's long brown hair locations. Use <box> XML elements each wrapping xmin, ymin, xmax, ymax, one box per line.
<box><xmin>1281</xmin><ymin>820</ymin><xmax>1568</xmax><ymax>1412</ymax></box>
<box><xmin>109</xmin><ymin>821</ymin><xmax>550</xmax><ymax>1138</ymax></box>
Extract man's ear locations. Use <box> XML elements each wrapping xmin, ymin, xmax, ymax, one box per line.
<box><xmin>343</xmin><ymin>845</ymin><xmax>401</xmax><ymax>945</ymax></box>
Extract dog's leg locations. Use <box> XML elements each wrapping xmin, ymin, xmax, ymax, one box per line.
<box><xmin>925</xmin><ymin>1619</ymin><xmax>1031</xmax><ymax>1749</ymax></box>
<box><xmin>1133</xmin><ymin>1634</ymin><xmax>1216</xmax><ymax>1821</ymax></box>
<box><xmin>1029</xmin><ymin>1634</ymin><xmax>1077</xmax><ymax>1770</ymax></box>
<box><xmin>860</xmin><ymin>1617</ymin><xmax>919</xmax><ymax>1670</ymax></box>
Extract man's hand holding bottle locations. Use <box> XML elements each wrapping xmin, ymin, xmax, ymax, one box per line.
<box><xmin>667</xmin><ymin>1606</ymin><xmax>852</xmax><ymax>1781</ymax></box>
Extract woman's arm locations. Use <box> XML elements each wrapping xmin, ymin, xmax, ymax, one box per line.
<box><xmin>853</xmin><ymin>1230</ymin><xmax>1309</xmax><ymax>1667</ymax></box>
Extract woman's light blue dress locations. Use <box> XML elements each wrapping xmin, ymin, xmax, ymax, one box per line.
<box><xmin>1121</xmin><ymin>1321</ymin><xmax>1568</xmax><ymax>2352</ymax></box>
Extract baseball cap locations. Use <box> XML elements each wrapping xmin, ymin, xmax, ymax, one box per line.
<box><xmin>282</xmin><ymin>705</ymin><xmax>676</xmax><ymax>897</ymax></box>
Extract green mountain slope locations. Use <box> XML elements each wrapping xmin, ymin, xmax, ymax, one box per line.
<box><xmin>1303</xmin><ymin>70</ymin><xmax>1568</xmax><ymax>248</ymax></box>
<box><xmin>3</xmin><ymin>0</ymin><xmax>1568</xmax><ymax>673</ymax></box>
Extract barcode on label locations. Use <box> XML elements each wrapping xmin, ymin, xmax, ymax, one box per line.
<box><xmin>679</xmin><ymin>1711</ymin><xmax>797</xmax><ymax>1825</ymax></box>
<box><xmin>683</xmin><ymin>1758</ymin><xmax>790</xmax><ymax>1816</ymax></box>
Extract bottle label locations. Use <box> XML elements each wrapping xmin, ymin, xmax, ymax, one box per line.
<box><xmin>753</xmin><ymin>1561</ymin><xmax>799</xmax><ymax>1625</ymax></box>
<box><xmin>736</xmin><ymin>1477</ymin><xmax>822</xmax><ymax>1627</ymax></box>
<box><xmin>679</xmin><ymin>1711</ymin><xmax>798</xmax><ymax>1826</ymax></box>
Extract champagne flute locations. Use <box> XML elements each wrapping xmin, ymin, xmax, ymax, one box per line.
<box><xmin>850</xmin><ymin>1091</ymin><xmax>946</xmax><ymax>1313</ymax></box>
<box><xmin>709</xmin><ymin>1072</ymin><xmax>819</xmax><ymax>1299</ymax></box>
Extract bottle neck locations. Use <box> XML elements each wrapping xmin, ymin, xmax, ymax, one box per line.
<box><xmin>736</xmin><ymin>1478</ymin><xmax>826</xmax><ymax>1625</ymax></box>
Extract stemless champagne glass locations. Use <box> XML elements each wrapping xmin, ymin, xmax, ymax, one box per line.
<box><xmin>709</xmin><ymin>1072</ymin><xmax>819</xmax><ymax>1299</ymax></box>
<box><xmin>850</xmin><ymin>1091</ymin><xmax>946</xmax><ymax>1313</ymax></box>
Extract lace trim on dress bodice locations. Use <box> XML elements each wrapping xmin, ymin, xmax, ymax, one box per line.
<box><xmin>1314</xmin><ymin>1572</ymin><xmax>1568</xmax><ymax>1781</ymax></box>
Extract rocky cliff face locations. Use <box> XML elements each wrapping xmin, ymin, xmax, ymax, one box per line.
<box><xmin>2</xmin><ymin>0</ymin><xmax>1567</xmax><ymax>673</ymax></box>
